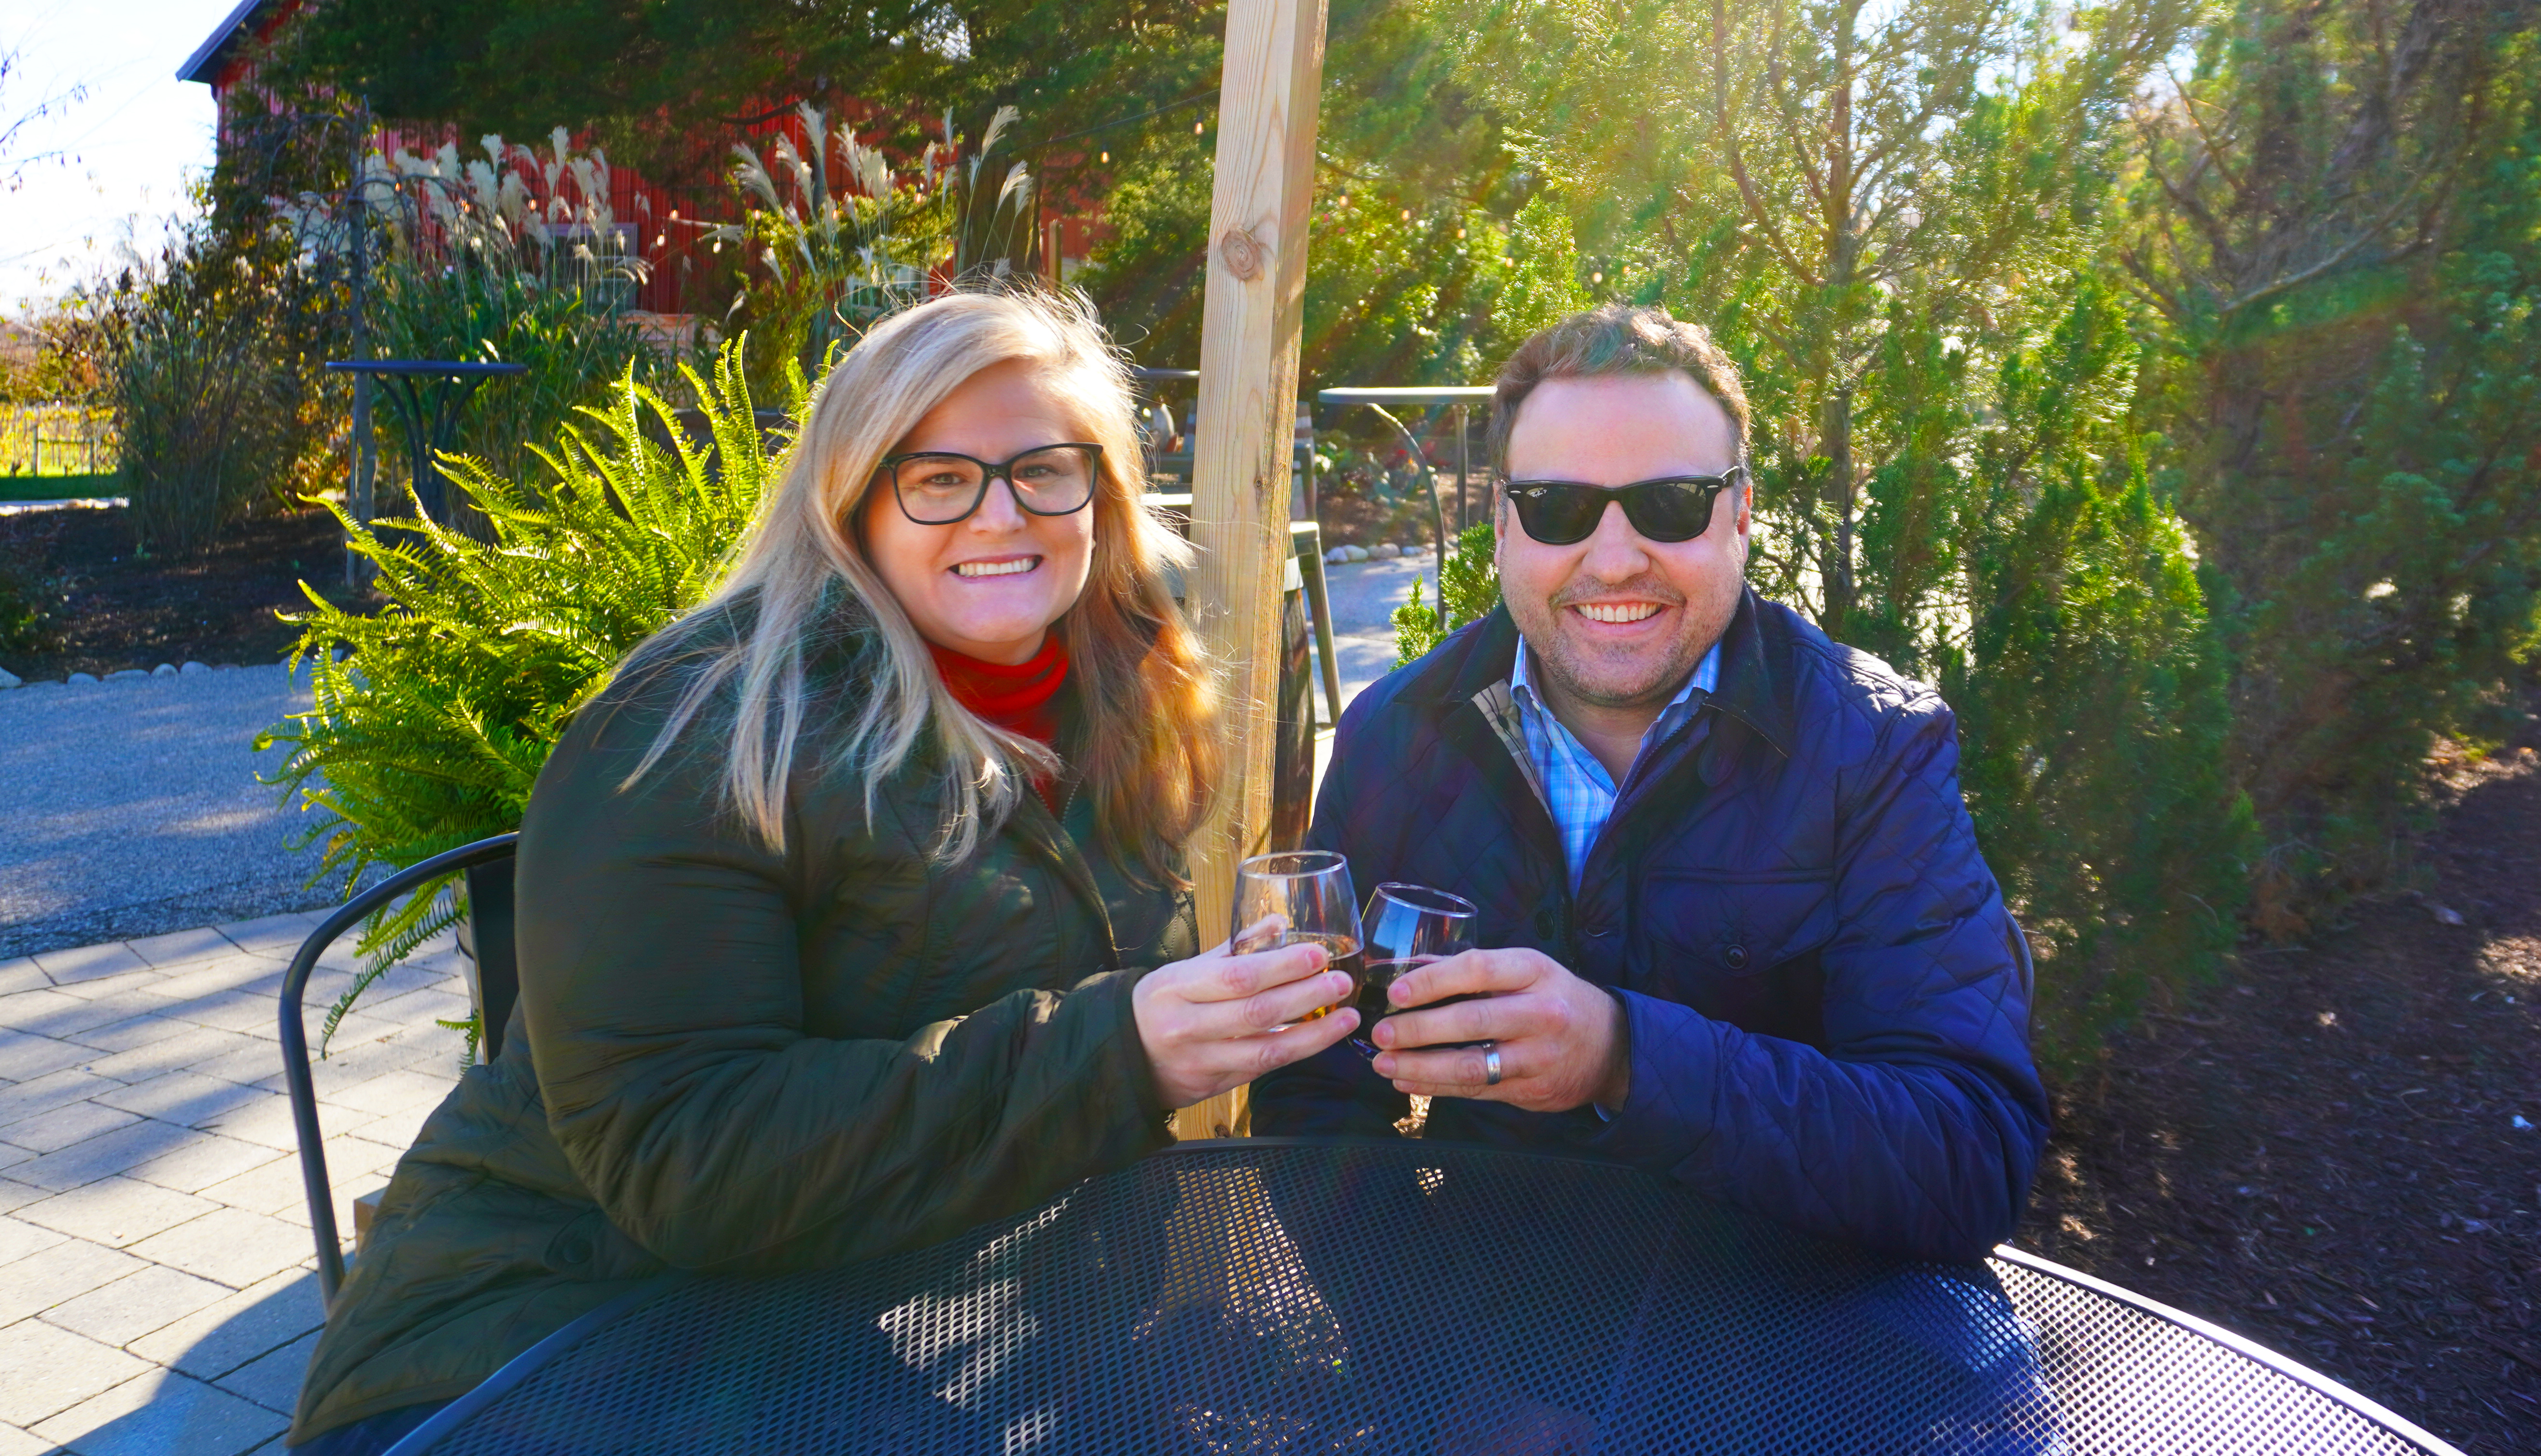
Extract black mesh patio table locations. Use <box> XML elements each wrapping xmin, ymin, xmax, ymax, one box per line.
<box><xmin>383</xmin><ymin>1139</ymin><xmax>2461</xmax><ymax>1456</ymax></box>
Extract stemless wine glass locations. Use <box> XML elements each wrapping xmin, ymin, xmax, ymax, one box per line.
<box><xmin>1230</xmin><ymin>851</ymin><xmax>1363</xmax><ymax>1024</ymax></box>
<box><xmin>1354</xmin><ymin>882</ymin><xmax>1478</xmax><ymax>1053</ymax></box>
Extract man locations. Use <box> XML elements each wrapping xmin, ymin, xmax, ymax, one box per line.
<box><xmin>1256</xmin><ymin>304</ymin><xmax>2048</xmax><ymax>1264</ymax></box>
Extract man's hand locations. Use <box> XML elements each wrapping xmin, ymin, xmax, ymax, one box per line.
<box><xmin>1368</xmin><ymin>947</ymin><xmax>1630</xmax><ymax>1114</ymax></box>
<box><xmin>1135</xmin><ymin>923</ymin><xmax>1360</xmax><ymax>1110</ymax></box>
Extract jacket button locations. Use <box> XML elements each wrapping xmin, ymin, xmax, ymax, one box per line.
<box><xmin>556</xmin><ymin>1236</ymin><xmax>593</xmax><ymax>1266</ymax></box>
<box><xmin>1722</xmin><ymin>945</ymin><xmax>1750</xmax><ymax>971</ymax></box>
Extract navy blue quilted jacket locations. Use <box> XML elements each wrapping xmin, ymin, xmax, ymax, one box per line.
<box><xmin>1254</xmin><ymin>588</ymin><xmax>2049</xmax><ymax>1263</ymax></box>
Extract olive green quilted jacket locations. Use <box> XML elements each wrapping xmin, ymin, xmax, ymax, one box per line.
<box><xmin>288</xmin><ymin>659</ymin><xmax>1193</xmax><ymax>1444</ymax></box>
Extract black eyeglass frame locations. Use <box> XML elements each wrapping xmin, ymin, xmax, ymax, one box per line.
<box><xmin>1499</xmin><ymin>465</ymin><xmax>1749</xmax><ymax>546</ymax></box>
<box><xmin>875</xmin><ymin>442</ymin><xmax>1107</xmax><ymax>525</ymax></box>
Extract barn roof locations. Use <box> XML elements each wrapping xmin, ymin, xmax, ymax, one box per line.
<box><xmin>176</xmin><ymin>0</ymin><xmax>278</xmax><ymax>86</ymax></box>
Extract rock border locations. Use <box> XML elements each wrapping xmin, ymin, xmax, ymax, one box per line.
<box><xmin>1</xmin><ymin>661</ymin><xmax>251</xmax><ymax>690</ymax></box>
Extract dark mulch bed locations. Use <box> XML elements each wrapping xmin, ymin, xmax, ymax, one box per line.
<box><xmin>0</xmin><ymin>504</ymin><xmax>356</xmax><ymax>681</ymax></box>
<box><xmin>2014</xmin><ymin>728</ymin><xmax>2541</xmax><ymax>1455</ymax></box>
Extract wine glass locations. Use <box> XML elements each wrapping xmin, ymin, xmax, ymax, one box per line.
<box><xmin>1354</xmin><ymin>882</ymin><xmax>1478</xmax><ymax>1054</ymax></box>
<box><xmin>1230</xmin><ymin>851</ymin><xmax>1363</xmax><ymax>1025</ymax></box>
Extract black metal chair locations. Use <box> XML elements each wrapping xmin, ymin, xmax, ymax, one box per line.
<box><xmin>280</xmin><ymin>833</ymin><xmax>520</xmax><ymax>1302</ymax></box>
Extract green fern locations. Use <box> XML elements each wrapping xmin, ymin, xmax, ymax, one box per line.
<box><xmin>259</xmin><ymin>339</ymin><xmax>805</xmax><ymax>1051</ymax></box>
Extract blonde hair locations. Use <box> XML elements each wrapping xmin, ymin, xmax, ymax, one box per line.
<box><xmin>620</xmin><ymin>289</ymin><xmax>1218</xmax><ymax>875</ymax></box>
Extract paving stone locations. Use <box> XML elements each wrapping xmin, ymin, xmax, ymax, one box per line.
<box><xmin>44</xmin><ymin>972</ymin><xmax>177</xmax><ymax>1013</ymax></box>
<box><xmin>43</xmin><ymin>1262</ymin><xmax>233</xmax><ymax>1346</ymax></box>
<box><xmin>31</xmin><ymin>1365</ymin><xmax>288</xmax><ymax>1456</ymax></box>
<box><xmin>7</xmin><ymin>1119</ymin><xmax>195</xmax><ymax>1192</ymax></box>
<box><xmin>0</xmin><ymin>1179</ymin><xmax>47</xmax><ymax>1215</ymax></box>
<box><xmin>168</xmin><ymin>1038</ymin><xmax>287</xmax><ymax>1090</ymax></box>
<box><xmin>0</xmin><ymin>1101</ymin><xmax>141</xmax><ymax>1155</ymax></box>
<box><xmin>0</xmin><ymin>1239</ymin><xmax>151</xmax><ymax>1326</ymax></box>
<box><xmin>151</xmin><ymin>958</ymin><xmax>286</xmax><ymax>1005</ymax></box>
<box><xmin>127</xmin><ymin>1268</ymin><xmax>323</xmax><ymax>1383</ymax></box>
<box><xmin>126</xmin><ymin>1206</ymin><xmax>312</xmax><ymax>1289</ymax></box>
<box><xmin>196</xmin><ymin>1158</ymin><xmax>308</xmax><ymax>1218</ymax></box>
<box><xmin>339</xmin><ymin>1101</ymin><xmax>434</xmax><ymax>1157</ymax></box>
<box><xmin>0</xmin><ymin>1069</ymin><xmax>125</xmax><ymax>1129</ymax></box>
<box><xmin>18</xmin><ymin>1178</ymin><xmax>223</xmax><ymax>1249</ymax></box>
<box><xmin>0</xmin><ymin>1421</ymin><xmax>52</xmax><ymax>1455</ymax></box>
<box><xmin>0</xmin><ymin>958</ymin><xmax>49</xmax><ymax>996</ymax></box>
<box><xmin>264</xmin><ymin>1171</ymin><xmax>388</xmax><ymax>1236</ymax></box>
<box><xmin>77</xmin><ymin>1025</ymin><xmax>266</xmax><ymax>1087</ymax></box>
<box><xmin>0</xmin><ymin>992</ymin><xmax>131</xmax><ymax>1041</ymax></box>
<box><xmin>212</xmin><ymin>1327</ymin><xmax>318</xmax><ymax>1415</ymax></box>
<box><xmin>122</xmin><ymin>1134</ymin><xmax>286</xmax><ymax>1197</ymax></box>
<box><xmin>325</xmin><ymin>1069</ymin><xmax>460</xmax><ymax>1121</ymax></box>
<box><xmin>0</xmin><ymin>1031</ymin><xmax>92</xmax><ymax>1083</ymax></box>
<box><xmin>0</xmin><ymin>1319</ymin><xmax>157</xmax><ymax>1428</ymax></box>
<box><xmin>315</xmin><ymin>1134</ymin><xmax>405</xmax><ymax>1184</ymax></box>
<box><xmin>0</xmin><ymin>1215</ymin><xmax>69</xmax><ymax>1264</ymax></box>
<box><xmin>90</xmin><ymin>1072</ymin><xmax>271</xmax><ymax>1131</ymax></box>
<box><xmin>194</xmin><ymin>1094</ymin><xmax>302</xmax><ymax>1153</ymax></box>
<box><xmin>27</xmin><ymin>944</ymin><xmax>151</xmax><ymax>987</ymax></box>
<box><xmin>320</xmin><ymin>1013</ymin><xmax>420</xmax><ymax>1051</ymax></box>
<box><xmin>61</xmin><ymin>1014</ymin><xmax>196</xmax><ymax>1057</ymax></box>
<box><xmin>358</xmin><ymin>988</ymin><xmax>475</xmax><ymax>1032</ymax></box>
<box><xmin>214</xmin><ymin>916</ymin><xmax>323</xmax><ymax>959</ymax></box>
<box><xmin>122</xmin><ymin>929</ymin><xmax>245</xmax><ymax>971</ymax></box>
<box><xmin>174</xmin><ymin>992</ymin><xmax>284</xmax><ymax>1039</ymax></box>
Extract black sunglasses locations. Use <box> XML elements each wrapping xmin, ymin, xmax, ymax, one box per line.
<box><xmin>1501</xmin><ymin>467</ymin><xmax>1747</xmax><ymax>545</ymax></box>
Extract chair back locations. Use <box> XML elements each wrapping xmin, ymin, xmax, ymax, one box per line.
<box><xmin>280</xmin><ymin>833</ymin><xmax>521</xmax><ymax>1303</ymax></box>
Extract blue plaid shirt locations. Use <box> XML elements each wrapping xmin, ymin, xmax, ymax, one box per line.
<box><xmin>1510</xmin><ymin>639</ymin><xmax>1721</xmax><ymax>894</ymax></box>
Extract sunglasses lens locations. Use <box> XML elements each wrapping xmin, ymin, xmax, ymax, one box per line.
<box><xmin>1510</xmin><ymin>485</ymin><xmax>1604</xmax><ymax>544</ymax></box>
<box><xmin>1622</xmin><ymin>481</ymin><xmax>1716</xmax><ymax>542</ymax></box>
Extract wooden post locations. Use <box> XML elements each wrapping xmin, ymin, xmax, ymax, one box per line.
<box><xmin>1173</xmin><ymin>0</ymin><xmax>1329</xmax><ymax>1141</ymax></box>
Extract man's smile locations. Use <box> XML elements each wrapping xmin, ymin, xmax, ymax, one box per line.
<box><xmin>1571</xmin><ymin>602</ymin><xmax>1665</xmax><ymax>624</ymax></box>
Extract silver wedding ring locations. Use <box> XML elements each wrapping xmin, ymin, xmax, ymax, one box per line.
<box><xmin>1483</xmin><ymin>1042</ymin><xmax>1503</xmax><ymax>1086</ymax></box>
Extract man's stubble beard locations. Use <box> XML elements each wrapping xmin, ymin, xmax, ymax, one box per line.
<box><xmin>1501</xmin><ymin>532</ymin><xmax>1746</xmax><ymax>715</ymax></box>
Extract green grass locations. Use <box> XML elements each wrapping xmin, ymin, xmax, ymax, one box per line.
<box><xmin>0</xmin><ymin>473</ymin><xmax>121</xmax><ymax>503</ymax></box>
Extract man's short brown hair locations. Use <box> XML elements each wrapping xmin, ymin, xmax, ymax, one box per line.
<box><xmin>1487</xmin><ymin>303</ymin><xmax>1751</xmax><ymax>474</ymax></box>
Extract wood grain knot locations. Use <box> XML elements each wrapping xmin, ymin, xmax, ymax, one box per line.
<box><xmin>1217</xmin><ymin>226</ymin><xmax>1267</xmax><ymax>281</ymax></box>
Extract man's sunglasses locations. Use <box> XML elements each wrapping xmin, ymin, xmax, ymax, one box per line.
<box><xmin>1501</xmin><ymin>467</ymin><xmax>1747</xmax><ymax>545</ymax></box>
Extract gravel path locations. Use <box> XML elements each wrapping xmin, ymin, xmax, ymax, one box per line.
<box><xmin>1315</xmin><ymin>554</ymin><xmax>1428</xmax><ymax>713</ymax></box>
<box><xmin>0</xmin><ymin>667</ymin><xmax>338</xmax><ymax>960</ymax></box>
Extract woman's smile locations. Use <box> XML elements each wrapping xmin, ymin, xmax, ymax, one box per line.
<box><xmin>953</xmin><ymin>554</ymin><xmax>1043</xmax><ymax>579</ymax></box>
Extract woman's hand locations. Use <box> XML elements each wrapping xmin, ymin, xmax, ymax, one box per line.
<box><xmin>1135</xmin><ymin>921</ymin><xmax>1361</xmax><ymax>1109</ymax></box>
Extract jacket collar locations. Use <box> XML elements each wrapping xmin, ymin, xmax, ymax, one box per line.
<box><xmin>1404</xmin><ymin>587</ymin><xmax>1796</xmax><ymax>758</ymax></box>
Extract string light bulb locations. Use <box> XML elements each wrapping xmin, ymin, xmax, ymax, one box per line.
<box><xmin>1099</xmin><ymin>151</ymin><xmax>1109</xmax><ymax>163</ymax></box>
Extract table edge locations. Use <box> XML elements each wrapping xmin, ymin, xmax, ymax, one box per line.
<box><xmin>1989</xmin><ymin>1245</ymin><xmax>2468</xmax><ymax>1456</ymax></box>
<box><xmin>377</xmin><ymin>1274</ymin><xmax>689</xmax><ymax>1456</ymax></box>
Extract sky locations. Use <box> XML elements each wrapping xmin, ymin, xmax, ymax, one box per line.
<box><xmin>0</xmin><ymin>0</ymin><xmax>228</xmax><ymax>316</ymax></box>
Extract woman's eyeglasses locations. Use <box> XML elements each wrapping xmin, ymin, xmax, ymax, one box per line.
<box><xmin>878</xmin><ymin>444</ymin><xmax>1104</xmax><ymax>525</ymax></box>
<box><xmin>1501</xmin><ymin>466</ymin><xmax>1746</xmax><ymax>545</ymax></box>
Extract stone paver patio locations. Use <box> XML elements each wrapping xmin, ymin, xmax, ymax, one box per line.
<box><xmin>0</xmin><ymin>913</ymin><xmax>470</xmax><ymax>1454</ymax></box>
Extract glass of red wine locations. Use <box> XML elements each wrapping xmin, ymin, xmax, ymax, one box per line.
<box><xmin>1354</xmin><ymin>882</ymin><xmax>1479</xmax><ymax>1055</ymax></box>
<box><xmin>1231</xmin><ymin>851</ymin><xmax>1363</xmax><ymax>1027</ymax></box>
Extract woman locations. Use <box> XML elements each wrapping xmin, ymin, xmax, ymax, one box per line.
<box><xmin>286</xmin><ymin>291</ymin><xmax>1360</xmax><ymax>1452</ymax></box>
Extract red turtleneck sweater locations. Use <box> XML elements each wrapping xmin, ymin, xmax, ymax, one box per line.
<box><xmin>929</xmin><ymin>633</ymin><xmax>1072</xmax><ymax>805</ymax></box>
